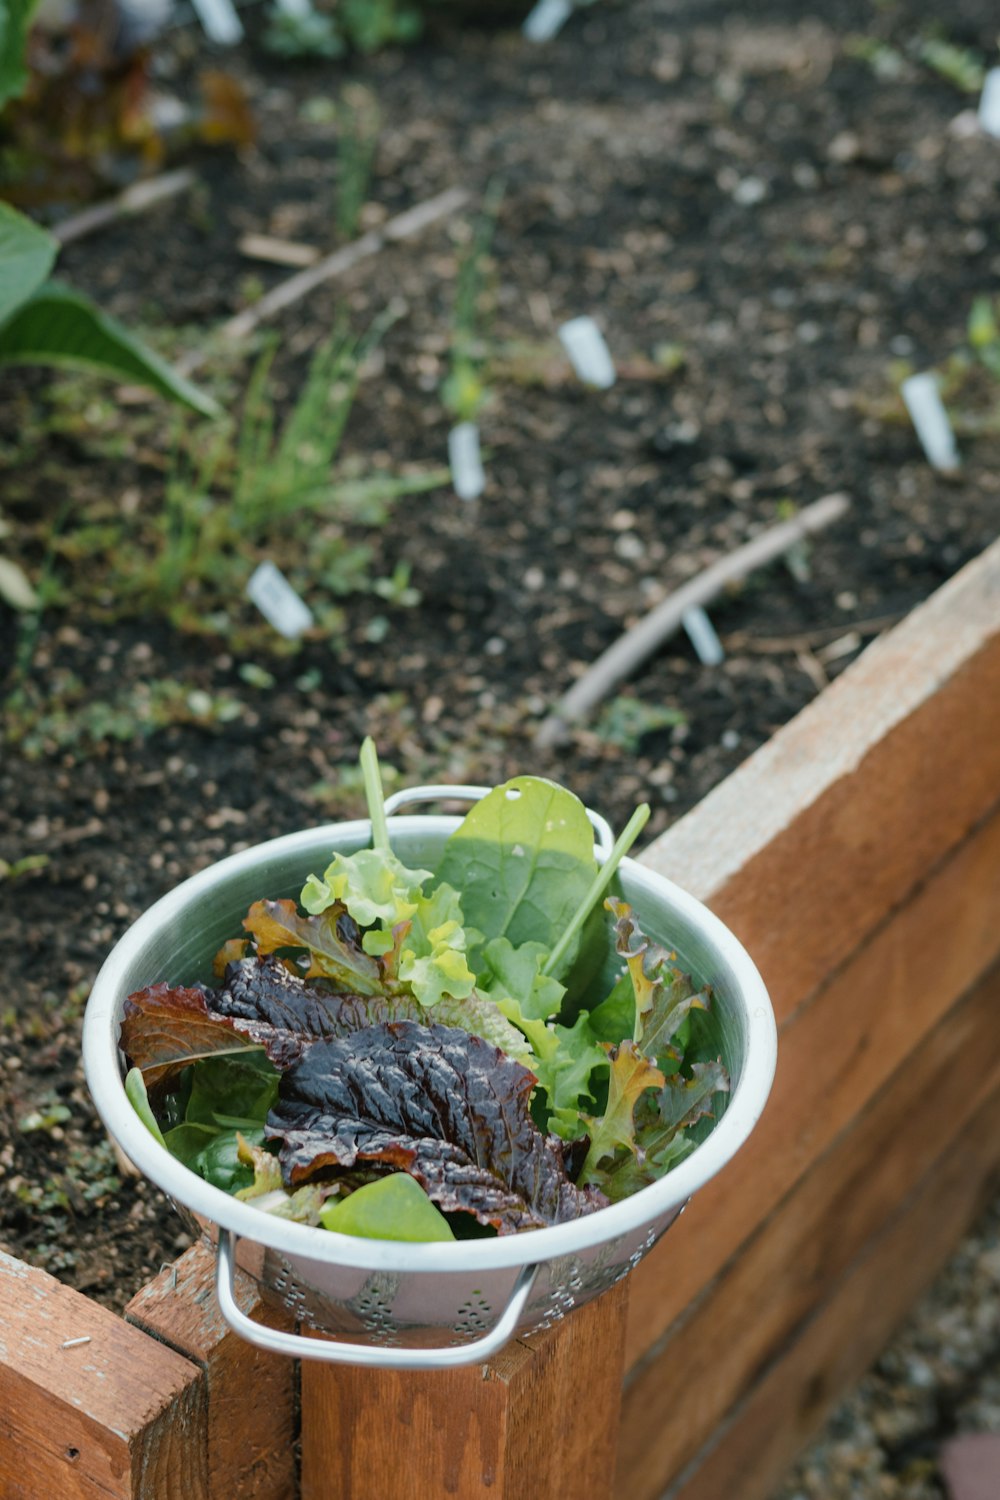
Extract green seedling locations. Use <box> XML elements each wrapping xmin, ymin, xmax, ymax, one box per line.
<box><xmin>595</xmin><ymin>697</ymin><xmax>687</xmax><ymax>753</ymax></box>
<box><xmin>919</xmin><ymin>37</ymin><xmax>986</xmax><ymax>94</ymax></box>
<box><xmin>441</xmin><ymin>180</ymin><xmax>505</xmax><ymax>423</ymax></box>
<box><xmin>335</xmin><ymin>85</ymin><xmax>380</xmax><ymax>240</ymax></box>
<box><xmin>0</xmin><ymin>853</ymin><xmax>49</xmax><ymax>882</ymax></box>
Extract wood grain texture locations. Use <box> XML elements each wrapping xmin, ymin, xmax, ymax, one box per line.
<box><xmin>641</xmin><ymin>537</ymin><xmax>1000</xmax><ymax>1025</ymax></box>
<box><xmin>299</xmin><ymin>1278</ymin><xmax>629</xmax><ymax>1500</ymax></box>
<box><xmin>658</xmin><ymin>1076</ymin><xmax>1000</xmax><ymax>1500</ymax></box>
<box><xmin>0</xmin><ymin>1252</ymin><xmax>206</xmax><ymax>1500</ymax></box>
<box><xmin>617</xmin><ymin>960</ymin><xmax>1000</xmax><ymax>1500</ymax></box>
<box><xmin>625</xmin><ymin>802</ymin><xmax>1000</xmax><ymax>1369</ymax></box>
<box><xmin>124</xmin><ymin>1241</ymin><xmax>296</xmax><ymax>1500</ymax></box>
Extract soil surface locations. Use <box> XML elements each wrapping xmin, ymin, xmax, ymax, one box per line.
<box><xmin>1</xmin><ymin>0</ymin><xmax>998</xmax><ymax>1483</ymax></box>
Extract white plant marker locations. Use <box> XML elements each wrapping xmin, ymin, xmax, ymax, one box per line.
<box><xmin>682</xmin><ymin>605</ymin><xmax>725</xmax><ymax>666</ymax></box>
<box><xmin>978</xmin><ymin>68</ymin><xmax>1000</xmax><ymax>139</ymax></box>
<box><xmin>900</xmin><ymin>373</ymin><xmax>961</xmax><ymax>472</ymax></box>
<box><xmin>246</xmin><ymin>562</ymin><xmax>314</xmax><ymax>639</ymax></box>
<box><xmin>558</xmin><ymin>316</ymin><xmax>617</xmax><ymax>390</ymax></box>
<box><xmin>448</xmin><ymin>421</ymin><xmax>486</xmax><ymax>502</ymax></box>
<box><xmin>274</xmin><ymin>0</ymin><xmax>311</xmax><ymax>16</ymax></box>
<box><xmin>523</xmin><ymin>0</ymin><xmax>573</xmax><ymax>42</ymax></box>
<box><xmin>188</xmin><ymin>0</ymin><xmax>243</xmax><ymax>46</ymax></box>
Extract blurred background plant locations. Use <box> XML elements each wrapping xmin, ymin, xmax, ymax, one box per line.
<box><xmin>441</xmin><ymin>179</ymin><xmax>504</xmax><ymax>424</ymax></box>
<box><xmin>1</xmin><ymin>0</ymin><xmax>254</xmax><ymax>206</ymax></box>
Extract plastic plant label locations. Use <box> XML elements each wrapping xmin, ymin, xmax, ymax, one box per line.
<box><xmin>979</xmin><ymin>68</ymin><xmax>1000</xmax><ymax>139</ymax></box>
<box><xmin>682</xmin><ymin>606</ymin><xmax>725</xmax><ymax>666</ymax></box>
<box><xmin>188</xmin><ymin>0</ymin><xmax>243</xmax><ymax>44</ymax></box>
<box><xmin>900</xmin><ymin>373</ymin><xmax>961</xmax><ymax>472</ymax></box>
<box><xmin>246</xmin><ymin>562</ymin><xmax>314</xmax><ymax>639</ymax></box>
<box><xmin>448</xmin><ymin>421</ymin><xmax>486</xmax><ymax>502</ymax></box>
<box><xmin>523</xmin><ymin>0</ymin><xmax>573</xmax><ymax>42</ymax></box>
<box><xmin>558</xmin><ymin>316</ymin><xmax>617</xmax><ymax>390</ymax></box>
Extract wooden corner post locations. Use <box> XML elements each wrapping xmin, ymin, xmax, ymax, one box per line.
<box><xmin>299</xmin><ymin>1277</ymin><xmax>630</xmax><ymax>1500</ymax></box>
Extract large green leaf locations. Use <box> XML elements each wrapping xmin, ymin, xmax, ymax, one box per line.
<box><xmin>0</xmin><ymin>201</ymin><xmax>56</xmax><ymax>325</ymax></box>
<box><xmin>434</xmin><ymin>776</ymin><xmax>598</xmax><ymax>958</ymax></box>
<box><xmin>0</xmin><ymin>280</ymin><xmax>220</xmax><ymax>416</ymax></box>
<box><xmin>0</xmin><ymin>0</ymin><xmax>40</xmax><ymax>111</ymax></box>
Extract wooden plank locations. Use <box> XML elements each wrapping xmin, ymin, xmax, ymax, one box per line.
<box><xmin>124</xmin><ymin>1241</ymin><xmax>296</xmax><ymax>1500</ymax></box>
<box><xmin>0</xmin><ymin>1252</ymin><xmax>207</xmax><ymax>1500</ymax></box>
<box><xmin>657</xmin><ymin>1075</ymin><xmax>1000</xmax><ymax>1500</ymax></box>
<box><xmin>299</xmin><ymin>1278</ymin><xmax>629</xmax><ymax>1500</ymax></box>
<box><xmin>641</xmin><ymin>537</ymin><xmax>1000</xmax><ymax>1025</ymax></box>
<box><xmin>625</xmin><ymin>802</ymin><xmax>1000</xmax><ymax>1368</ymax></box>
<box><xmin>617</xmin><ymin>959</ymin><xmax>1000</xmax><ymax>1500</ymax></box>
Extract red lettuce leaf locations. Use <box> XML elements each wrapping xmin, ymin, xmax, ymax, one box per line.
<box><xmin>120</xmin><ymin>957</ymin><xmax>427</xmax><ymax>1093</ymax></box>
<box><xmin>243</xmin><ymin>898</ymin><xmax>383</xmax><ymax>992</ymax></box>
<box><xmin>266</xmin><ymin>1021</ymin><xmax>608</xmax><ymax>1233</ymax></box>
<box><xmin>120</xmin><ymin>983</ymin><xmax>267</xmax><ymax>1096</ymax></box>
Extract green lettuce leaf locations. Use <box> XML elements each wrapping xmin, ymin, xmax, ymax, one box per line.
<box><xmin>300</xmin><ymin>846</ymin><xmax>476</xmax><ymax>1008</ymax></box>
<box><xmin>580</xmin><ymin>1042</ymin><xmax>666</xmax><ymax>1181</ymax></box>
<box><xmin>595</xmin><ymin>1061</ymin><xmax>730</xmax><ymax>1202</ymax></box>
<box><xmin>320</xmin><ymin>1172</ymin><xmax>456</xmax><ymax>1242</ymax></box>
<box><xmin>477</xmin><ymin>936</ymin><xmax>566</xmax><ymax>1022</ymax></box>
<box><xmin>579</xmin><ymin>901</ymin><xmax>728</xmax><ymax>1193</ymax></box>
<box><xmin>605</xmin><ymin>896</ymin><xmax>710</xmax><ymax>1055</ymax></box>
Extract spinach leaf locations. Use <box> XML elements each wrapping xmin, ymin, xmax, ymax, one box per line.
<box><xmin>320</xmin><ymin>1173</ymin><xmax>456</xmax><ymax>1243</ymax></box>
<box><xmin>434</xmin><ymin>776</ymin><xmax>598</xmax><ymax>964</ymax></box>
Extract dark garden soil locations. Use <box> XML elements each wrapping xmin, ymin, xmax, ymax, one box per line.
<box><xmin>1</xmin><ymin>0</ymin><xmax>998</xmax><ymax>1321</ymax></box>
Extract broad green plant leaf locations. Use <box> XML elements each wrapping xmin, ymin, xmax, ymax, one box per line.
<box><xmin>320</xmin><ymin>1172</ymin><xmax>456</xmax><ymax>1242</ymax></box>
<box><xmin>164</xmin><ymin>1121</ymin><xmax>265</xmax><ymax>1193</ymax></box>
<box><xmin>183</xmin><ymin>1051</ymin><xmax>279</xmax><ymax>1132</ymax></box>
<box><xmin>0</xmin><ymin>202</ymin><xmax>56</xmax><ymax>325</ymax></box>
<box><xmin>0</xmin><ymin>281</ymin><xmax>220</xmax><ymax>417</ymax></box>
<box><xmin>0</xmin><ymin>0</ymin><xmax>40</xmax><ymax>112</ymax></box>
<box><xmin>434</xmin><ymin>775</ymin><xmax>598</xmax><ymax>963</ymax></box>
<box><xmin>302</xmin><ymin>846</ymin><xmax>431</xmax><ymax>927</ymax></box>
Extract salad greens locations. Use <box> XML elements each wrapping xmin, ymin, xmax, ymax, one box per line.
<box><xmin>121</xmin><ymin>739</ymin><xmax>728</xmax><ymax>1240</ymax></box>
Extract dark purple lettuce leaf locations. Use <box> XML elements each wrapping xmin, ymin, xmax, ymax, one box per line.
<box><xmin>216</xmin><ymin>957</ymin><xmax>427</xmax><ymax>1044</ymax></box>
<box><xmin>120</xmin><ymin>957</ymin><xmax>429</xmax><ymax>1094</ymax></box>
<box><xmin>266</xmin><ymin>1021</ymin><xmax>608</xmax><ymax>1233</ymax></box>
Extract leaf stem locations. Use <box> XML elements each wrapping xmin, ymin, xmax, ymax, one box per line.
<box><xmin>543</xmin><ymin>803</ymin><xmax>650</xmax><ymax>978</ymax></box>
<box><xmin>360</xmin><ymin>736</ymin><xmax>391</xmax><ymax>852</ymax></box>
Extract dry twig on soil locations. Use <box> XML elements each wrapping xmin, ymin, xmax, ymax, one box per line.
<box><xmin>53</xmin><ymin>170</ymin><xmax>198</xmax><ymax>246</ymax></box>
<box><xmin>175</xmin><ymin>186</ymin><xmax>470</xmax><ymax>375</ymax></box>
<box><xmin>535</xmin><ymin>492</ymin><xmax>851</xmax><ymax>747</ymax></box>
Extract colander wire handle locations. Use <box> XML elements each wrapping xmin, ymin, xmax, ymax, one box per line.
<box><xmin>215</xmin><ymin>1229</ymin><xmax>541</xmax><ymax>1369</ymax></box>
<box><xmin>383</xmin><ymin>784</ymin><xmax>615</xmax><ymax>860</ymax></box>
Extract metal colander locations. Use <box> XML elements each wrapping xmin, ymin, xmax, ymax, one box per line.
<box><xmin>83</xmin><ymin>785</ymin><xmax>776</xmax><ymax>1369</ymax></box>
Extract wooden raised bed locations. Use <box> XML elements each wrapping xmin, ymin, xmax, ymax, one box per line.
<box><xmin>2</xmin><ymin>538</ymin><xmax>999</xmax><ymax>1500</ymax></box>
